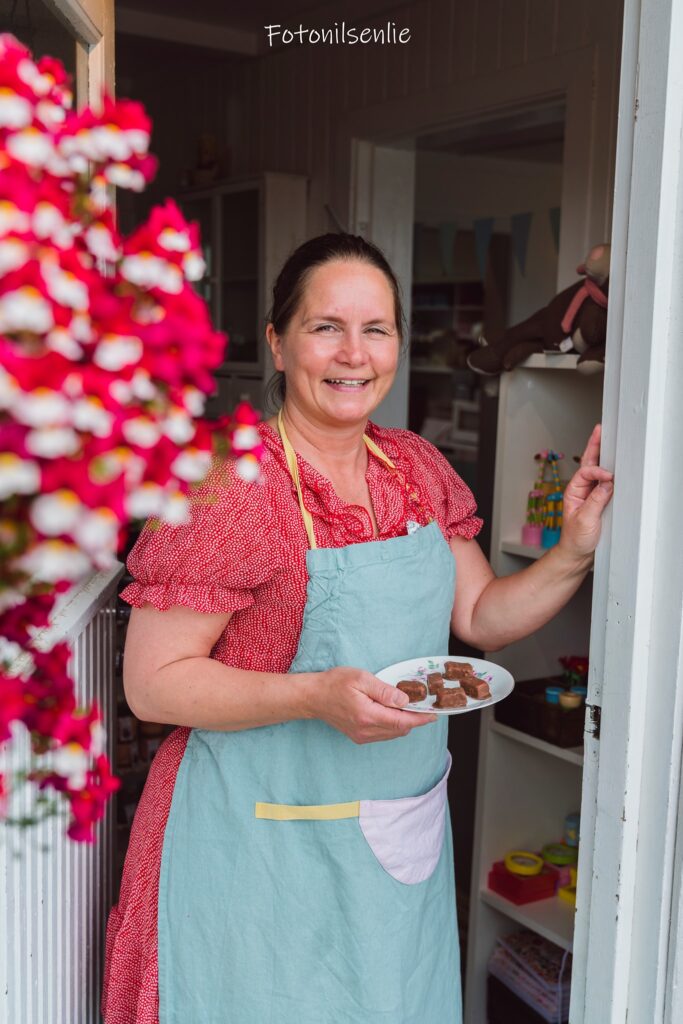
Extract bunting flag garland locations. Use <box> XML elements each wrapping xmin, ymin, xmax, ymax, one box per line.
<box><xmin>510</xmin><ymin>211</ymin><xmax>533</xmax><ymax>275</ymax></box>
<box><xmin>473</xmin><ymin>217</ymin><xmax>495</xmax><ymax>278</ymax></box>
<box><xmin>418</xmin><ymin>206</ymin><xmax>562</xmax><ymax>280</ymax></box>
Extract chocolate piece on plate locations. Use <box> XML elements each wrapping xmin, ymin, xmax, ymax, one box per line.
<box><xmin>427</xmin><ymin>672</ymin><xmax>445</xmax><ymax>692</ymax></box>
<box><xmin>444</xmin><ymin>661</ymin><xmax>474</xmax><ymax>680</ymax></box>
<box><xmin>396</xmin><ymin>680</ymin><xmax>427</xmax><ymax>703</ymax></box>
<box><xmin>433</xmin><ymin>687</ymin><xmax>468</xmax><ymax>709</ymax></box>
<box><xmin>459</xmin><ymin>676</ymin><xmax>491</xmax><ymax>700</ymax></box>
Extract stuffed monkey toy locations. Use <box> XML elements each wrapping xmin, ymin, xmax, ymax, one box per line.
<box><xmin>467</xmin><ymin>243</ymin><xmax>610</xmax><ymax>376</ymax></box>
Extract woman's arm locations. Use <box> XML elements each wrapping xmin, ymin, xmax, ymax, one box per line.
<box><xmin>123</xmin><ymin>603</ymin><xmax>434</xmax><ymax>742</ymax></box>
<box><xmin>450</xmin><ymin>424</ymin><xmax>614</xmax><ymax>651</ymax></box>
<box><xmin>124</xmin><ymin>603</ymin><xmax>314</xmax><ymax>729</ymax></box>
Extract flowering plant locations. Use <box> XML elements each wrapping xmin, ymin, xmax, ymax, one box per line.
<box><xmin>0</xmin><ymin>35</ymin><xmax>262</xmax><ymax>842</ymax></box>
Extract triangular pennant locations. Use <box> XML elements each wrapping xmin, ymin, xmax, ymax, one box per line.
<box><xmin>473</xmin><ymin>217</ymin><xmax>494</xmax><ymax>279</ymax></box>
<box><xmin>510</xmin><ymin>211</ymin><xmax>533</xmax><ymax>275</ymax></box>
<box><xmin>549</xmin><ymin>207</ymin><xmax>561</xmax><ymax>253</ymax></box>
<box><xmin>438</xmin><ymin>222</ymin><xmax>457</xmax><ymax>277</ymax></box>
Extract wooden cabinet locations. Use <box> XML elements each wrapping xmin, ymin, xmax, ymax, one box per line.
<box><xmin>464</xmin><ymin>356</ymin><xmax>603</xmax><ymax>1022</ymax></box>
<box><xmin>178</xmin><ymin>172</ymin><xmax>308</xmax><ymax>415</ymax></box>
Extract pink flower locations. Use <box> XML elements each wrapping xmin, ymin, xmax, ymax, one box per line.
<box><xmin>0</xmin><ymin>672</ymin><xmax>24</xmax><ymax>740</ymax></box>
<box><xmin>50</xmin><ymin>702</ymin><xmax>103</xmax><ymax>750</ymax></box>
<box><xmin>36</xmin><ymin>751</ymin><xmax>119</xmax><ymax>843</ymax></box>
<box><xmin>59</xmin><ymin>95</ymin><xmax>151</xmax><ymax>171</ymax></box>
<box><xmin>102</xmin><ymin>153</ymin><xmax>157</xmax><ymax>192</ymax></box>
<box><xmin>0</xmin><ymin>771</ymin><xmax>8</xmax><ymax>818</ymax></box>
<box><xmin>0</xmin><ymin>593</ymin><xmax>55</xmax><ymax>644</ymax></box>
<box><xmin>0</xmin><ymin>34</ymin><xmax>265</xmax><ymax>841</ymax></box>
<box><xmin>142</xmin><ymin>200</ymin><xmax>206</xmax><ymax>281</ymax></box>
<box><xmin>233</xmin><ymin>401</ymin><xmax>261</xmax><ymax>427</ymax></box>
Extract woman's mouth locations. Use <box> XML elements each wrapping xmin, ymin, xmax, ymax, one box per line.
<box><xmin>323</xmin><ymin>378</ymin><xmax>371</xmax><ymax>391</ymax></box>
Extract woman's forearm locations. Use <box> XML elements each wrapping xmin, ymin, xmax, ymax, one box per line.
<box><xmin>466</xmin><ymin>543</ymin><xmax>593</xmax><ymax>651</ymax></box>
<box><xmin>124</xmin><ymin>655</ymin><xmax>318</xmax><ymax>731</ymax></box>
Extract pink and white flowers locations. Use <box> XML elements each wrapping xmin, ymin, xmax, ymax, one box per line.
<box><xmin>0</xmin><ymin>35</ymin><xmax>263</xmax><ymax>842</ymax></box>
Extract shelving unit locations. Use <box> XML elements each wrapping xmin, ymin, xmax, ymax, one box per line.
<box><xmin>177</xmin><ymin>172</ymin><xmax>307</xmax><ymax>417</ymax></box>
<box><xmin>480</xmin><ymin>889</ymin><xmax>575</xmax><ymax>952</ymax></box>
<box><xmin>490</xmin><ymin>720</ymin><xmax>584</xmax><ymax>768</ymax></box>
<box><xmin>464</xmin><ymin>356</ymin><xmax>603</xmax><ymax>1022</ymax></box>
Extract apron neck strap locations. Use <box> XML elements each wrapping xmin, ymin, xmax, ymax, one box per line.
<box><xmin>277</xmin><ymin>409</ymin><xmax>397</xmax><ymax>550</ymax></box>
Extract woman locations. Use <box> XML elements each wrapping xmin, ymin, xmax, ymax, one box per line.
<box><xmin>102</xmin><ymin>234</ymin><xmax>613</xmax><ymax>1024</ymax></box>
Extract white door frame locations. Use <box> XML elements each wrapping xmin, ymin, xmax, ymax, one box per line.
<box><xmin>348</xmin><ymin>138</ymin><xmax>416</xmax><ymax>428</ymax></box>
<box><xmin>571</xmin><ymin>0</ymin><xmax>683</xmax><ymax>1019</ymax></box>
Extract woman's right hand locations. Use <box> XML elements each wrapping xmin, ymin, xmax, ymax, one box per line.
<box><xmin>305</xmin><ymin>666</ymin><xmax>437</xmax><ymax>744</ymax></box>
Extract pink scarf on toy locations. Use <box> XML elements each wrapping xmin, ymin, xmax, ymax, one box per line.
<box><xmin>561</xmin><ymin>277</ymin><xmax>608</xmax><ymax>335</ymax></box>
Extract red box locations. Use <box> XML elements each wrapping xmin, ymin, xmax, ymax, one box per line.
<box><xmin>488</xmin><ymin>860</ymin><xmax>559</xmax><ymax>904</ymax></box>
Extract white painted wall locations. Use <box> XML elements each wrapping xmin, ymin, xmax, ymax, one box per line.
<box><xmin>414</xmin><ymin>150</ymin><xmax>563</xmax><ymax>323</ymax></box>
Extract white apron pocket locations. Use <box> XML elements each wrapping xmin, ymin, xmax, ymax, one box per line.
<box><xmin>358</xmin><ymin>753</ymin><xmax>452</xmax><ymax>885</ymax></box>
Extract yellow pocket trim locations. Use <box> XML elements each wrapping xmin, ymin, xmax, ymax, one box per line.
<box><xmin>255</xmin><ymin>800</ymin><xmax>360</xmax><ymax>821</ymax></box>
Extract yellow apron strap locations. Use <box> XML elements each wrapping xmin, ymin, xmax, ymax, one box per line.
<box><xmin>277</xmin><ymin>408</ymin><xmax>399</xmax><ymax>551</ymax></box>
<box><xmin>277</xmin><ymin>408</ymin><xmax>318</xmax><ymax>549</ymax></box>
<box><xmin>255</xmin><ymin>799</ymin><xmax>360</xmax><ymax>821</ymax></box>
<box><xmin>362</xmin><ymin>433</ymin><xmax>397</xmax><ymax>471</ymax></box>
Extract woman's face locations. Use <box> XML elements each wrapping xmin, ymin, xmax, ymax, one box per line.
<box><xmin>267</xmin><ymin>259</ymin><xmax>400</xmax><ymax>429</ymax></box>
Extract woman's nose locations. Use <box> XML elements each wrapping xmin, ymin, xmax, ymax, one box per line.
<box><xmin>337</xmin><ymin>330</ymin><xmax>367</xmax><ymax>365</ymax></box>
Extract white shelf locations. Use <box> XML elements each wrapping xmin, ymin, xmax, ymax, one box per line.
<box><xmin>490</xmin><ymin>720</ymin><xmax>584</xmax><ymax>767</ymax></box>
<box><xmin>518</xmin><ymin>352</ymin><xmax>582</xmax><ymax>370</ymax></box>
<box><xmin>500</xmin><ymin>539</ymin><xmax>594</xmax><ymax>571</ymax></box>
<box><xmin>500</xmin><ymin>539</ymin><xmax>546</xmax><ymax>559</ymax></box>
<box><xmin>480</xmin><ymin>888</ymin><xmax>575</xmax><ymax>952</ymax></box>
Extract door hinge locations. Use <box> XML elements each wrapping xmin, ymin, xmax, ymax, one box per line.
<box><xmin>586</xmin><ymin>703</ymin><xmax>601</xmax><ymax>740</ymax></box>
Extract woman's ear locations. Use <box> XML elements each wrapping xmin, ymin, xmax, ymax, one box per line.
<box><xmin>265</xmin><ymin>323</ymin><xmax>285</xmax><ymax>371</ymax></box>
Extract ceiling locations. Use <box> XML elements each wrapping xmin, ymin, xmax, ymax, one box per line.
<box><xmin>417</xmin><ymin>104</ymin><xmax>566</xmax><ymax>164</ymax></box>
<box><xmin>119</xmin><ymin>0</ymin><xmax>411</xmax><ymax>35</ymax></box>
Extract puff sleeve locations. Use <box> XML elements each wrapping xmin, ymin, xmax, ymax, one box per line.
<box><xmin>410</xmin><ymin>434</ymin><xmax>484</xmax><ymax>542</ymax></box>
<box><xmin>120</xmin><ymin>459</ymin><xmax>282</xmax><ymax>614</ymax></box>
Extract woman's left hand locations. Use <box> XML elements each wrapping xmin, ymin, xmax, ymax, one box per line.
<box><xmin>559</xmin><ymin>424</ymin><xmax>614</xmax><ymax>562</ymax></box>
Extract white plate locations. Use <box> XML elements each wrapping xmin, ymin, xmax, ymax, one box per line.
<box><xmin>376</xmin><ymin>655</ymin><xmax>515</xmax><ymax>716</ymax></box>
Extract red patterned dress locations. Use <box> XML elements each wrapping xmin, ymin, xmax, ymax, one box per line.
<box><xmin>101</xmin><ymin>420</ymin><xmax>483</xmax><ymax>1024</ymax></box>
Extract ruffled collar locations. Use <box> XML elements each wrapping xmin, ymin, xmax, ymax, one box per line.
<box><xmin>257</xmin><ymin>420</ymin><xmax>428</xmax><ymax>543</ymax></box>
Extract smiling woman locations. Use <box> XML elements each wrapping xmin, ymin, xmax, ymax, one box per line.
<box><xmin>103</xmin><ymin>232</ymin><xmax>613</xmax><ymax>1024</ymax></box>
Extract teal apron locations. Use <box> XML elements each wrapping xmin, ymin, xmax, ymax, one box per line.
<box><xmin>157</xmin><ymin>415</ymin><xmax>462</xmax><ymax>1023</ymax></box>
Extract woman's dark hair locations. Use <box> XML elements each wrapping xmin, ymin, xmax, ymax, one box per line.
<box><xmin>264</xmin><ymin>233</ymin><xmax>407</xmax><ymax>411</ymax></box>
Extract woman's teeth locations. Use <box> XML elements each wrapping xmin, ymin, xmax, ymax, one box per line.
<box><xmin>325</xmin><ymin>379</ymin><xmax>369</xmax><ymax>387</ymax></box>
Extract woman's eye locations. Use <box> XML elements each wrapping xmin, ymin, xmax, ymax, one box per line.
<box><xmin>314</xmin><ymin>323</ymin><xmax>337</xmax><ymax>332</ymax></box>
<box><xmin>367</xmin><ymin>326</ymin><xmax>388</xmax><ymax>335</ymax></box>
